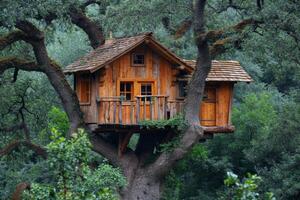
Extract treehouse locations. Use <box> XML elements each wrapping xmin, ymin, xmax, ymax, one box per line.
<box><xmin>64</xmin><ymin>32</ymin><xmax>252</xmax><ymax>135</ymax></box>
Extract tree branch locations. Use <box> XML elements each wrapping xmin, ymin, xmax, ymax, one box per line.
<box><xmin>11</xmin><ymin>182</ymin><xmax>30</xmax><ymax>200</ymax></box>
<box><xmin>0</xmin><ymin>57</ymin><xmax>42</xmax><ymax>75</ymax></box>
<box><xmin>69</xmin><ymin>6</ymin><xmax>105</xmax><ymax>49</ymax></box>
<box><xmin>13</xmin><ymin>20</ymin><xmax>85</xmax><ymax>136</ymax></box>
<box><xmin>151</xmin><ymin>0</ymin><xmax>210</xmax><ymax>178</ymax></box>
<box><xmin>0</xmin><ymin>30</ymin><xmax>27</xmax><ymax>50</ymax></box>
<box><xmin>0</xmin><ymin>140</ymin><xmax>47</xmax><ymax>159</ymax></box>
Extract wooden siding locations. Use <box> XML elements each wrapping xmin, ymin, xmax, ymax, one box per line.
<box><xmin>76</xmin><ymin>45</ymin><xmax>234</xmax><ymax>128</ymax></box>
<box><xmin>200</xmin><ymin>82</ymin><xmax>233</xmax><ymax>126</ymax></box>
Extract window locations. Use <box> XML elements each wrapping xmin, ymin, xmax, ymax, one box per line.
<box><xmin>120</xmin><ymin>82</ymin><xmax>133</xmax><ymax>101</ymax></box>
<box><xmin>79</xmin><ymin>74</ymin><xmax>91</xmax><ymax>104</ymax></box>
<box><xmin>178</xmin><ymin>81</ymin><xmax>187</xmax><ymax>98</ymax></box>
<box><xmin>141</xmin><ymin>83</ymin><xmax>152</xmax><ymax>101</ymax></box>
<box><xmin>132</xmin><ymin>53</ymin><xmax>145</xmax><ymax>66</ymax></box>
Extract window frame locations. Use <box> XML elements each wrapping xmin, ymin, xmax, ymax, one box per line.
<box><xmin>140</xmin><ymin>82</ymin><xmax>153</xmax><ymax>101</ymax></box>
<box><xmin>131</xmin><ymin>52</ymin><xmax>145</xmax><ymax>67</ymax></box>
<box><xmin>77</xmin><ymin>73</ymin><xmax>91</xmax><ymax>105</ymax></box>
<box><xmin>119</xmin><ymin>81</ymin><xmax>134</xmax><ymax>101</ymax></box>
<box><xmin>177</xmin><ymin>81</ymin><xmax>188</xmax><ymax>99</ymax></box>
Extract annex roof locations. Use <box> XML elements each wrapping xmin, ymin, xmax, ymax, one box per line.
<box><xmin>183</xmin><ymin>60</ymin><xmax>253</xmax><ymax>82</ymax></box>
<box><xmin>64</xmin><ymin>32</ymin><xmax>193</xmax><ymax>74</ymax></box>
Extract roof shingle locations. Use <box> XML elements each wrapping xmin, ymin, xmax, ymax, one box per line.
<box><xmin>183</xmin><ymin>60</ymin><xmax>253</xmax><ymax>82</ymax></box>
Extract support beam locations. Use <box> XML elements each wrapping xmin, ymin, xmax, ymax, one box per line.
<box><xmin>203</xmin><ymin>125</ymin><xmax>235</xmax><ymax>134</ymax></box>
<box><xmin>118</xmin><ymin>132</ymin><xmax>133</xmax><ymax>156</ymax></box>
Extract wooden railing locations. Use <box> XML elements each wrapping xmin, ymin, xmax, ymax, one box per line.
<box><xmin>96</xmin><ymin>95</ymin><xmax>184</xmax><ymax>125</ymax></box>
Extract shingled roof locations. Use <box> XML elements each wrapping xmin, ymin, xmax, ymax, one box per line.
<box><xmin>183</xmin><ymin>60</ymin><xmax>253</xmax><ymax>82</ymax></box>
<box><xmin>64</xmin><ymin>32</ymin><xmax>193</xmax><ymax>73</ymax></box>
<box><xmin>64</xmin><ymin>32</ymin><xmax>252</xmax><ymax>82</ymax></box>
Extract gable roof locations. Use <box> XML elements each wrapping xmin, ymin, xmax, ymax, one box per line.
<box><xmin>64</xmin><ymin>32</ymin><xmax>252</xmax><ymax>83</ymax></box>
<box><xmin>183</xmin><ymin>60</ymin><xmax>253</xmax><ymax>82</ymax></box>
<box><xmin>64</xmin><ymin>32</ymin><xmax>193</xmax><ymax>74</ymax></box>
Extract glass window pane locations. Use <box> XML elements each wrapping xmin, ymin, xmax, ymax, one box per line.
<box><xmin>133</xmin><ymin>53</ymin><xmax>145</xmax><ymax>65</ymax></box>
<box><xmin>126</xmin><ymin>83</ymin><xmax>131</xmax><ymax>91</ymax></box>
<box><xmin>120</xmin><ymin>83</ymin><xmax>125</xmax><ymax>91</ymax></box>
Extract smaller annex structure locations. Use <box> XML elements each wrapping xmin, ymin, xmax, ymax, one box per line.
<box><xmin>64</xmin><ymin>32</ymin><xmax>252</xmax><ymax>135</ymax></box>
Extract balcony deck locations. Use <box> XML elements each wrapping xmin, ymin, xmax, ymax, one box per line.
<box><xmin>83</xmin><ymin>95</ymin><xmax>234</xmax><ymax>135</ymax></box>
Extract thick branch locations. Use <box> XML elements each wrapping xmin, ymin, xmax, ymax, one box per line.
<box><xmin>162</xmin><ymin>17</ymin><xmax>193</xmax><ymax>39</ymax></box>
<box><xmin>0</xmin><ymin>57</ymin><xmax>42</xmax><ymax>74</ymax></box>
<box><xmin>14</xmin><ymin>20</ymin><xmax>85</xmax><ymax>136</ymax></box>
<box><xmin>0</xmin><ymin>140</ymin><xmax>47</xmax><ymax>158</ymax></box>
<box><xmin>150</xmin><ymin>125</ymin><xmax>203</xmax><ymax>179</ymax></box>
<box><xmin>69</xmin><ymin>7</ymin><xmax>105</xmax><ymax>49</ymax></box>
<box><xmin>151</xmin><ymin>0</ymin><xmax>210</xmax><ymax>178</ymax></box>
<box><xmin>90</xmin><ymin>134</ymin><xmax>120</xmax><ymax>166</ymax></box>
<box><xmin>204</xmin><ymin>18</ymin><xmax>261</xmax><ymax>42</ymax></box>
<box><xmin>90</xmin><ymin>133</ymin><xmax>138</xmax><ymax>174</ymax></box>
<box><xmin>0</xmin><ymin>30</ymin><xmax>26</xmax><ymax>50</ymax></box>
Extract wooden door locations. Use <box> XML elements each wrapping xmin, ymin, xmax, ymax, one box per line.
<box><xmin>137</xmin><ymin>81</ymin><xmax>154</xmax><ymax>121</ymax></box>
<box><xmin>200</xmin><ymin>87</ymin><xmax>217</xmax><ymax>126</ymax></box>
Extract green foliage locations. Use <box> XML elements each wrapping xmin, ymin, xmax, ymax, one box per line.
<box><xmin>139</xmin><ymin>114</ymin><xmax>188</xmax><ymax>133</ymax></box>
<box><xmin>140</xmin><ymin>114</ymin><xmax>188</xmax><ymax>152</ymax></box>
<box><xmin>222</xmin><ymin>172</ymin><xmax>275</xmax><ymax>200</ymax></box>
<box><xmin>47</xmin><ymin>107</ymin><xmax>69</xmax><ymax>135</ymax></box>
<box><xmin>23</xmin><ymin>129</ymin><xmax>126</xmax><ymax>200</ymax></box>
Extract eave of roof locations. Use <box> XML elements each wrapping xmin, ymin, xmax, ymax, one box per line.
<box><xmin>183</xmin><ymin>60</ymin><xmax>253</xmax><ymax>82</ymax></box>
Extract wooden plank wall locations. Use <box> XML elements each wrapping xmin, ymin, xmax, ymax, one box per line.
<box><xmin>75</xmin><ymin>44</ymin><xmax>234</xmax><ymax>127</ymax></box>
<box><xmin>97</xmin><ymin>45</ymin><xmax>179</xmax><ymax>124</ymax></box>
<box><xmin>200</xmin><ymin>82</ymin><xmax>234</xmax><ymax>126</ymax></box>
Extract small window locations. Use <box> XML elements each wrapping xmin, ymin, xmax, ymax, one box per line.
<box><xmin>132</xmin><ymin>53</ymin><xmax>145</xmax><ymax>66</ymax></box>
<box><xmin>120</xmin><ymin>82</ymin><xmax>133</xmax><ymax>101</ymax></box>
<box><xmin>79</xmin><ymin>74</ymin><xmax>91</xmax><ymax>104</ymax></box>
<box><xmin>178</xmin><ymin>81</ymin><xmax>187</xmax><ymax>98</ymax></box>
<box><xmin>141</xmin><ymin>83</ymin><xmax>152</xmax><ymax>101</ymax></box>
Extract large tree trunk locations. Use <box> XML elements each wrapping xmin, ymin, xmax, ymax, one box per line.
<box><xmin>120</xmin><ymin>169</ymin><xmax>161</xmax><ymax>200</ymax></box>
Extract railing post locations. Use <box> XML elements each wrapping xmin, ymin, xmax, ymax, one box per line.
<box><xmin>150</xmin><ymin>97</ymin><xmax>153</xmax><ymax>120</ymax></box>
<box><xmin>113</xmin><ymin>100</ymin><xmax>116</xmax><ymax>124</ymax></box>
<box><xmin>164</xmin><ymin>96</ymin><xmax>168</xmax><ymax>119</ymax></box>
<box><xmin>136</xmin><ymin>97</ymin><xmax>140</xmax><ymax>124</ymax></box>
<box><xmin>157</xmin><ymin>96</ymin><xmax>160</xmax><ymax>120</ymax></box>
<box><xmin>130</xmin><ymin>100</ymin><xmax>134</xmax><ymax>124</ymax></box>
<box><xmin>143</xmin><ymin>97</ymin><xmax>146</xmax><ymax>120</ymax></box>
<box><xmin>119</xmin><ymin>96</ymin><xmax>123</xmax><ymax>124</ymax></box>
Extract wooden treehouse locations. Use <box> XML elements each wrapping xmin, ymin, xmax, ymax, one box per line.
<box><xmin>64</xmin><ymin>32</ymin><xmax>252</xmax><ymax>154</ymax></box>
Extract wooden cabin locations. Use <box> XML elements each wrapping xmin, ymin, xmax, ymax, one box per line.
<box><xmin>64</xmin><ymin>32</ymin><xmax>252</xmax><ymax>134</ymax></box>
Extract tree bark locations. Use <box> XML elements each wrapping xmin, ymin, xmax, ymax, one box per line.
<box><xmin>120</xmin><ymin>168</ymin><xmax>161</xmax><ymax>200</ymax></box>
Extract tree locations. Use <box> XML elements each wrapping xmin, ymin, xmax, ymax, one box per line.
<box><xmin>0</xmin><ymin>0</ymin><xmax>269</xmax><ymax>199</ymax></box>
<box><xmin>21</xmin><ymin>129</ymin><xmax>125</xmax><ymax>200</ymax></box>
